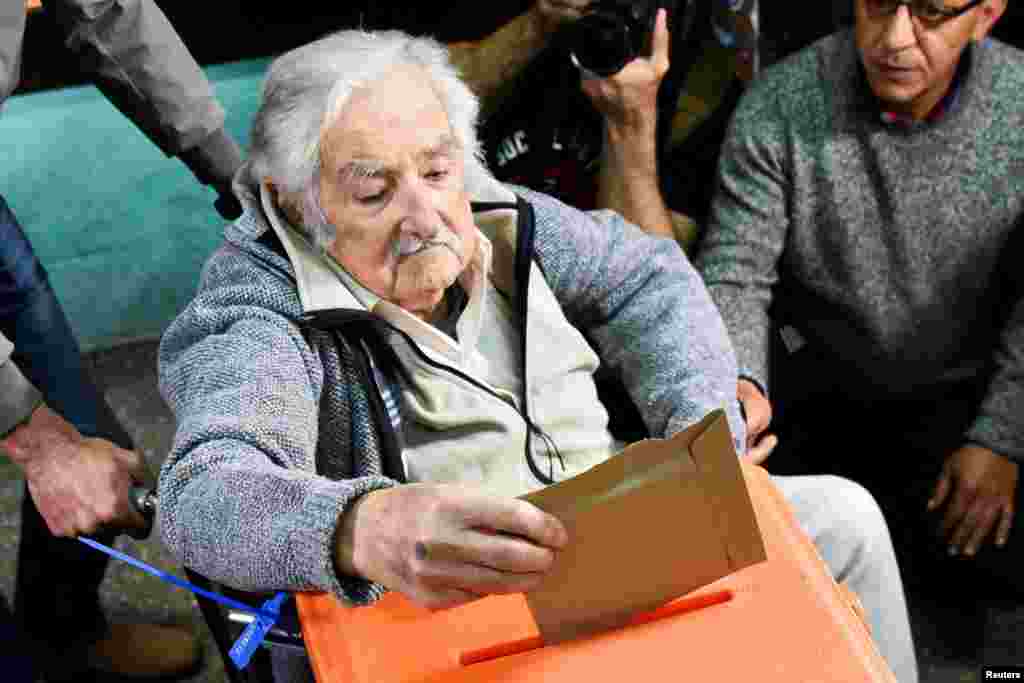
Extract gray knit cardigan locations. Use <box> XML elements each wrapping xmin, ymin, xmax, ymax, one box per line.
<box><xmin>157</xmin><ymin>182</ymin><xmax>744</xmax><ymax>604</ymax></box>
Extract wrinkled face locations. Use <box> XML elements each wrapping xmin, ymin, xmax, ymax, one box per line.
<box><xmin>854</xmin><ymin>0</ymin><xmax>1004</xmax><ymax>119</ymax></box>
<box><xmin>318</xmin><ymin>65</ymin><xmax>477</xmax><ymax>321</ymax></box>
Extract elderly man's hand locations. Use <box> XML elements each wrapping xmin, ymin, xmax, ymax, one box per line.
<box><xmin>737</xmin><ymin>379</ymin><xmax>777</xmax><ymax>465</ymax></box>
<box><xmin>536</xmin><ymin>0</ymin><xmax>593</xmax><ymax>34</ymax></box>
<box><xmin>929</xmin><ymin>444</ymin><xmax>1018</xmax><ymax>557</ymax></box>
<box><xmin>579</xmin><ymin>8</ymin><xmax>669</xmax><ymax>131</ymax></box>
<box><xmin>10</xmin><ymin>405</ymin><xmax>148</xmax><ymax>537</ymax></box>
<box><xmin>336</xmin><ymin>484</ymin><xmax>568</xmax><ymax>610</ymax></box>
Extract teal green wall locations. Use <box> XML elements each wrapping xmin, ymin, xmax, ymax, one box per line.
<box><xmin>0</xmin><ymin>59</ymin><xmax>269</xmax><ymax>352</ymax></box>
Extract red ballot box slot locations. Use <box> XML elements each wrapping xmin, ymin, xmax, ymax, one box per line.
<box><xmin>459</xmin><ymin>589</ymin><xmax>734</xmax><ymax>666</ymax></box>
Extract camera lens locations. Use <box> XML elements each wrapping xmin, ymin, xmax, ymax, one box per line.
<box><xmin>569</xmin><ymin>12</ymin><xmax>636</xmax><ymax>77</ymax></box>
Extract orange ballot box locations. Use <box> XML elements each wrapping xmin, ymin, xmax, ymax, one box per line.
<box><xmin>296</xmin><ymin>416</ymin><xmax>895</xmax><ymax>683</ymax></box>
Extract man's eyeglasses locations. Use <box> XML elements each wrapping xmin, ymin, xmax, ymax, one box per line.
<box><xmin>863</xmin><ymin>0</ymin><xmax>987</xmax><ymax>24</ymax></box>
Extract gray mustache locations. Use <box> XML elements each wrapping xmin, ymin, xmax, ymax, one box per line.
<box><xmin>393</xmin><ymin>233</ymin><xmax>460</xmax><ymax>259</ymax></box>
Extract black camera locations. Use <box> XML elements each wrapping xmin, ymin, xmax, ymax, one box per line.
<box><xmin>567</xmin><ymin>0</ymin><xmax>677</xmax><ymax>78</ymax></box>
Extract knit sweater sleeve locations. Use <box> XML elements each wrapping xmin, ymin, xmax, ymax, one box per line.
<box><xmin>157</xmin><ymin>244</ymin><xmax>396</xmax><ymax>604</ymax></box>
<box><xmin>517</xmin><ymin>188</ymin><xmax>747</xmax><ymax>453</ymax></box>
<box><xmin>695</xmin><ymin>77</ymin><xmax>790</xmax><ymax>393</ymax></box>
<box><xmin>966</xmin><ymin>289</ymin><xmax>1024</xmax><ymax>462</ymax></box>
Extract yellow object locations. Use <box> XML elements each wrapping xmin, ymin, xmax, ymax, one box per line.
<box><xmin>670</xmin><ymin>36</ymin><xmax>738</xmax><ymax>147</ymax></box>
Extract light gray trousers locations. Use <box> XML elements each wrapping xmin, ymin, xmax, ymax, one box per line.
<box><xmin>773</xmin><ymin>474</ymin><xmax>919</xmax><ymax>683</ymax></box>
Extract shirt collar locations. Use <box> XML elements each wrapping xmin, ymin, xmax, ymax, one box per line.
<box><xmin>878</xmin><ymin>79</ymin><xmax>961</xmax><ymax>127</ymax></box>
<box><xmin>877</xmin><ymin>43</ymin><xmax>972</xmax><ymax>128</ymax></box>
<box><xmin>320</xmin><ymin>253</ymin><xmax>382</xmax><ymax>310</ymax></box>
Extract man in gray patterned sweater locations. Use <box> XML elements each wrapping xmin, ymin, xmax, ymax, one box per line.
<box><xmin>697</xmin><ymin>0</ymin><xmax>1023</xmax><ymax>597</ymax></box>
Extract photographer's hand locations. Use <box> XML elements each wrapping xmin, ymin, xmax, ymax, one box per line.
<box><xmin>583</xmin><ymin>9</ymin><xmax>675</xmax><ymax>239</ymax></box>
<box><xmin>580</xmin><ymin>8</ymin><xmax>668</xmax><ymax>130</ymax></box>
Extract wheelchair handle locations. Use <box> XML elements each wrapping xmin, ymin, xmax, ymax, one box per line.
<box><xmin>126</xmin><ymin>486</ymin><xmax>157</xmax><ymax>540</ymax></box>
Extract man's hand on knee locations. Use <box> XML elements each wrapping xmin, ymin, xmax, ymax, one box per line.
<box><xmin>335</xmin><ymin>484</ymin><xmax>569</xmax><ymax>609</ymax></box>
<box><xmin>928</xmin><ymin>444</ymin><xmax>1018</xmax><ymax>557</ymax></box>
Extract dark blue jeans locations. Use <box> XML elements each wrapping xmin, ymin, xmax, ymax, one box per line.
<box><xmin>1</xmin><ymin>194</ymin><xmax>134</xmax><ymax>680</ymax></box>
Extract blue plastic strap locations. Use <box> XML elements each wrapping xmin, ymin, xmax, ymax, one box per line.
<box><xmin>229</xmin><ymin>592</ymin><xmax>291</xmax><ymax>669</ymax></box>
<box><xmin>78</xmin><ymin>537</ymin><xmax>290</xmax><ymax>670</ymax></box>
<box><xmin>76</xmin><ymin>537</ymin><xmax>282</xmax><ymax>621</ymax></box>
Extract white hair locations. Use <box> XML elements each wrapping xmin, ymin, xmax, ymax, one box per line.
<box><xmin>247</xmin><ymin>29</ymin><xmax>494</xmax><ymax>249</ymax></box>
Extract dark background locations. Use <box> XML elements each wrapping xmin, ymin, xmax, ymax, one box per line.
<box><xmin>15</xmin><ymin>1</ymin><xmax>1023</xmax><ymax>94</ymax></box>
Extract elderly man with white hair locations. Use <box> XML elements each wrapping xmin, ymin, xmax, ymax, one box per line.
<box><xmin>157</xmin><ymin>30</ymin><xmax>918</xmax><ymax>682</ymax></box>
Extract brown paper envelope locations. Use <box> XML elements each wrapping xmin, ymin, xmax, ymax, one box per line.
<box><xmin>521</xmin><ymin>409</ymin><xmax>766</xmax><ymax>644</ymax></box>
<box><xmin>689</xmin><ymin>409</ymin><xmax>767</xmax><ymax>569</ymax></box>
